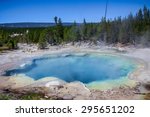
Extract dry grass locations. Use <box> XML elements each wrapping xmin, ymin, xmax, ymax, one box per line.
<box><xmin>144</xmin><ymin>93</ymin><xmax>150</xmax><ymax>100</ymax></box>
<box><xmin>0</xmin><ymin>46</ymin><xmax>9</xmax><ymax>51</ymax></box>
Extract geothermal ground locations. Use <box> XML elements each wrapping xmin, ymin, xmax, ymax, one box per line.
<box><xmin>0</xmin><ymin>43</ymin><xmax>150</xmax><ymax>100</ymax></box>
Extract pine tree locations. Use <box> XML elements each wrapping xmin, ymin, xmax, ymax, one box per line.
<box><xmin>69</xmin><ymin>22</ymin><xmax>81</xmax><ymax>44</ymax></box>
<box><xmin>82</xmin><ymin>19</ymin><xmax>88</xmax><ymax>41</ymax></box>
<box><xmin>38</xmin><ymin>30</ymin><xmax>47</xmax><ymax>49</ymax></box>
<box><xmin>54</xmin><ymin>16</ymin><xmax>58</xmax><ymax>25</ymax></box>
<box><xmin>0</xmin><ymin>29</ymin><xmax>3</xmax><ymax>46</ymax></box>
<box><xmin>57</xmin><ymin>18</ymin><xmax>64</xmax><ymax>42</ymax></box>
<box><xmin>143</xmin><ymin>6</ymin><xmax>150</xmax><ymax>30</ymax></box>
<box><xmin>53</xmin><ymin>17</ymin><xmax>64</xmax><ymax>45</ymax></box>
<box><xmin>135</xmin><ymin>9</ymin><xmax>144</xmax><ymax>33</ymax></box>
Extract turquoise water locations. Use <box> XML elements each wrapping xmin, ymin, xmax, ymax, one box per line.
<box><xmin>5</xmin><ymin>53</ymin><xmax>136</xmax><ymax>84</ymax></box>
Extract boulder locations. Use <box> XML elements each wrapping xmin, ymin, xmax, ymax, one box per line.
<box><xmin>57</xmin><ymin>82</ymin><xmax>91</xmax><ymax>100</ymax></box>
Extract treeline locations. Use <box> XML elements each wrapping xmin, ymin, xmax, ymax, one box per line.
<box><xmin>0</xmin><ymin>28</ymin><xmax>44</xmax><ymax>49</ymax></box>
<box><xmin>38</xmin><ymin>6</ymin><xmax>150</xmax><ymax>48</ymax></box>
<box><xmin>0</xmin><ymin>6</ymin><xmax>150</xmax><ymax>50</ymax></box>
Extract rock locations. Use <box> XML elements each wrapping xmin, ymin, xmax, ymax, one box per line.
<box><xmin>62</xmin><ymin>94</ymin><xmax>74</xmax><ymax>100</ymax></box>
<box><xmin>143</xmin><ymin>82</ymin><xmax>150</xmax><ymax>90</ymax></box>
<box><xmin>0</xmin><ymin>76</ymin><xmax>11</xmax><ymax>89</ymax></box>
<box><xmin>57</xmin><ymin>82</ymin><xmax>91</xmax><ymax>100</ymax></box>
<box><xmin>0</xmin><ymin>75</ymin><xmax>34</xmax><ymax>89</ymax></box>
<box><xmin>45</xmin><ymin>80</ymin><xmax>65</xmax><ymax>87</ymax></box>
<box><xmin>8</xmin><ymin>75</ymin><xmax>34</xmax><ymax>89</ymax></box>
<box><xmin>29</xmin><ymin>77</ymin><xmax>66</xmax><ymax>88</ymax></box>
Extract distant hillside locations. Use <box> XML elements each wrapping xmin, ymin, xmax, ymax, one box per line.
<box><xmin>0</xmin><ymin>22</ymin><xmax>77</xmax><ymax>28</ymax></box>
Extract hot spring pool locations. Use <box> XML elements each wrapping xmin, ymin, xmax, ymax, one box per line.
<box><xmin>5</xmin><ymin>53</ymin><xmax>137</xmax><ymax>86</ymax></box>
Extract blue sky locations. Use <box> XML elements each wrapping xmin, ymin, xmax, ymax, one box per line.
<box><xmin>0</xmin><ymin>0</ymin><xmax>150</xmax><ymax>23</ymax></box>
